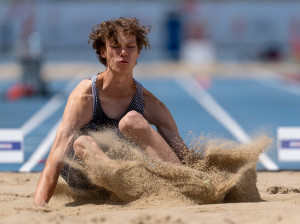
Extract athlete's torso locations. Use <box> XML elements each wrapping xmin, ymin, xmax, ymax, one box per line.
<box><xmin>82</xmin><ymin>74</ymin><xmax>144</xmax><ymax>132</ymax></box>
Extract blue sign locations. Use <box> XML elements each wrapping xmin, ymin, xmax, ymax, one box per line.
<box><xmin>281</xmin><ymin>140</ymin><xmax>300</xmax><ymax>149</ymax></box>
<box><xmin>0</xmin><ymin>141</ymin><xmax>22</xmax><ymax>151</ymax></box>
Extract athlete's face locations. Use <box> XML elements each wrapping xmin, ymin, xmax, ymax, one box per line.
<box><xmin>101</xmin><ymin>33</ymin><xmax>140</xmax><ymax>75</ymax></box>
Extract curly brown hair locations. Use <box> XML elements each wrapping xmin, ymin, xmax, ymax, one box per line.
<box><xmin>88</xmin><ymin>17</ymin><xmax>151</xmax><ymax>66</ymax></box>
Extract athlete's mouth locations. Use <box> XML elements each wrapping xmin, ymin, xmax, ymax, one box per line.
<box><xmin>119</xmin><ymin>60</ymin><xmax>129</xmax><ymax>63</ymax></box>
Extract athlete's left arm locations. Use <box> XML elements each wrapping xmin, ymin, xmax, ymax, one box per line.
<box><xmin>144</xmin><ymin>90</ymin><xmax>189</xmax><ymax>162</ymax></box>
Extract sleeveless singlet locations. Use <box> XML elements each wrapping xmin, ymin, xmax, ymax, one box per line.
<box><xmin>83</xmin><ymin>74</ymin><xmax>144</xmax><ymax>131</ymax></box>
<box><xmin>60</xmin><ymin>74</ymin><xmax>144</xmax><ymax>190</ymax></box>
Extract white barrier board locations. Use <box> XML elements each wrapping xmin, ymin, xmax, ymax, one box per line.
<box><xmin>278</xmin><ymin>127</ymin><xmax>300</xmax><ymax>161</ymax></box>
<box><xmin>0</xmin><ymin>129</ymin><xmax>24</xmax><ymax>163</ymax></box>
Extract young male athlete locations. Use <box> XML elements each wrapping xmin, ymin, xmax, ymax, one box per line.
<box><xmin>34</xmin><ymin>17</ymin><xmax>189</xmax><ymax>207</ymax></box>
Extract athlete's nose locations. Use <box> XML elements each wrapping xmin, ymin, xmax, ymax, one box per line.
<box><xmin>120</xmin><ymin>48</ymin><xmax>128</xmax><ymax>57</ymax></box>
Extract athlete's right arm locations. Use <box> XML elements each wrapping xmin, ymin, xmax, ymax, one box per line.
<box><xmin>33</xmin><ymin>80</ymin><xmax>93</xmax><ymax>207</ymax></box>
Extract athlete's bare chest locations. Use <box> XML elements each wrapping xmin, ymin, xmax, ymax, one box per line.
<box><xmin>100</xmin><ymin>96</ymin><xmax>132</xmax><ymax>120</ymax></box>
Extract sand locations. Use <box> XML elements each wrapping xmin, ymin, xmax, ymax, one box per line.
<box><xmin>1</xmin><ymin>133</ymin><xmax>300</xmax><ymax>224</ymax></box>
<box><xmin>1</xmin><ymin>171</ymin><xmax>300</xmax><ymax>224</ymax></box>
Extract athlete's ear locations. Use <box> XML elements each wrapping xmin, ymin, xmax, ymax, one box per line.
<box><xmin>100</xmin><ymin>47</ymin><xmax>106</xmax><ymax>58</ymax></box>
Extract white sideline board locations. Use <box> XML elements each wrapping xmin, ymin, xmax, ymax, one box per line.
<box><xmin>278</xmin><ymin>127</ymin><xmax>300</xmax><ymax>161</ymax></box>
<box><xmin>0</xmin><ymin>129</ymin><xmax>24</xmax><ymax>163</ymax></box>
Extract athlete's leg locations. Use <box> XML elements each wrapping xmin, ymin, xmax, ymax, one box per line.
<box><xmin>119</xmin><ymin>111</ymin><xmax>182</xmax><ymax>164</ymax></box>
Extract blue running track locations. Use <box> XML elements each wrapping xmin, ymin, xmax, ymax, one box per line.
<box><xmin>1</xmin><ymin>73</ymin><xmax>300</xmax><ymax>171</ymax></box>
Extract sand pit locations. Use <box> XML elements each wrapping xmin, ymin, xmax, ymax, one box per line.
<box><xmin>1</xmin><ymin>132</ymin><xmax>300</xmax><ymax>224</ymax></box>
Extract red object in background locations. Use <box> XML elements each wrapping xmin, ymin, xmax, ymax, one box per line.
<box><xmin>6</xmin><ymin>83</ymin><xmax>35</xmax><ymax>101</ymax></box>
<box><xmin>289</xmin><ymin>17</ymin><xmax>300</xmax><ymax>60</ymax></box>
<box><xmin>195</xmin><ymin>73</ymin><xmax>212</xmax><ymax>90</ymax></box>
<box><xmin>38</xmin><ymin>158</ymin><xmax>47</xmax><ymax>164</ymax></box>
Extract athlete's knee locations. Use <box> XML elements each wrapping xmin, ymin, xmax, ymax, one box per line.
<box><xmin>119</xmin><ymin>111</ymin><xmax>150</xmax><ymax>135</ymax></box>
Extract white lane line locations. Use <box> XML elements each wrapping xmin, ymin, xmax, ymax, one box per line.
<box><xmin>19</xmin><ymin>118</ymin><xmax>61</xmax><ymax>172</ymax></box>
<box><xmin>19</xmin><ymin>71</ymin><xmax>87</xmax><ymax>172</ymax></box>
<box><xmin>20</xmin><ymin>71</ymin><xmax>85</xmax><ymax>137</ymax></box>
<box><xmin>256</xmin><ymin>68</ymin><xmax>300</xmax><ymax>97</ymax></box>
<box><xmin>175</xmin><ymin>75</ymin><xmax>279</xmax><ymax>171</ymax></box>
<box><xmin>21</xmin><ymin>95</ymin><xmax>64</xmax><ymax>136</ymax></box>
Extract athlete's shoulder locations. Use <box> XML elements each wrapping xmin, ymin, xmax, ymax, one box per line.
<box><xmin>75</xmin><ymin>79</ymin><xmax>93</xmax><ymax>94</ymax></box>
<box><xmin>143</xmin><ymin>87</ymin><xmax>168</xmax><ymax>118</ymax></box>
<box><xmin>62</xmin><ymin>79</ymin><xmax>93</xmax><ymax>119</ymax></box>
<box><xmin>69</xmin><ymin>78</ymin><xmax>93</xmax><ymax>99</ymax></box>
<box><xmin>143</xmin><ymin>87</ymin><xmax>161</xmax><ymax>104</ymax></box>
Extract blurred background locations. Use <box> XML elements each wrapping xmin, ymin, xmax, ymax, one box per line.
<box><xmin>1</xmin><ymin>0</ymin><xmax>300</xmax><ymax>93</ymax></box>
<box><xmin>1</xmin><ymin>0</ymin><xmax>300</xmax><ymax>64</ymax></box>
<box><xmin>1</xmin><ymin>0</ymin><xmax>300</xmax><ymax>171</ymax></box>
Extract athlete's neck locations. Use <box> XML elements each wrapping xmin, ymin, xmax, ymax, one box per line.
<box><xmin>99</xmin><ymin>70</ymin><xmax>135</xmax><ymax>98</ymax></box>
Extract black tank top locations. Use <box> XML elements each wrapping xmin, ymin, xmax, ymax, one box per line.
<box><xmin>82</xmin><ymin>74</ymin><xmax>144</xmax><ymax>131</ymax></box>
